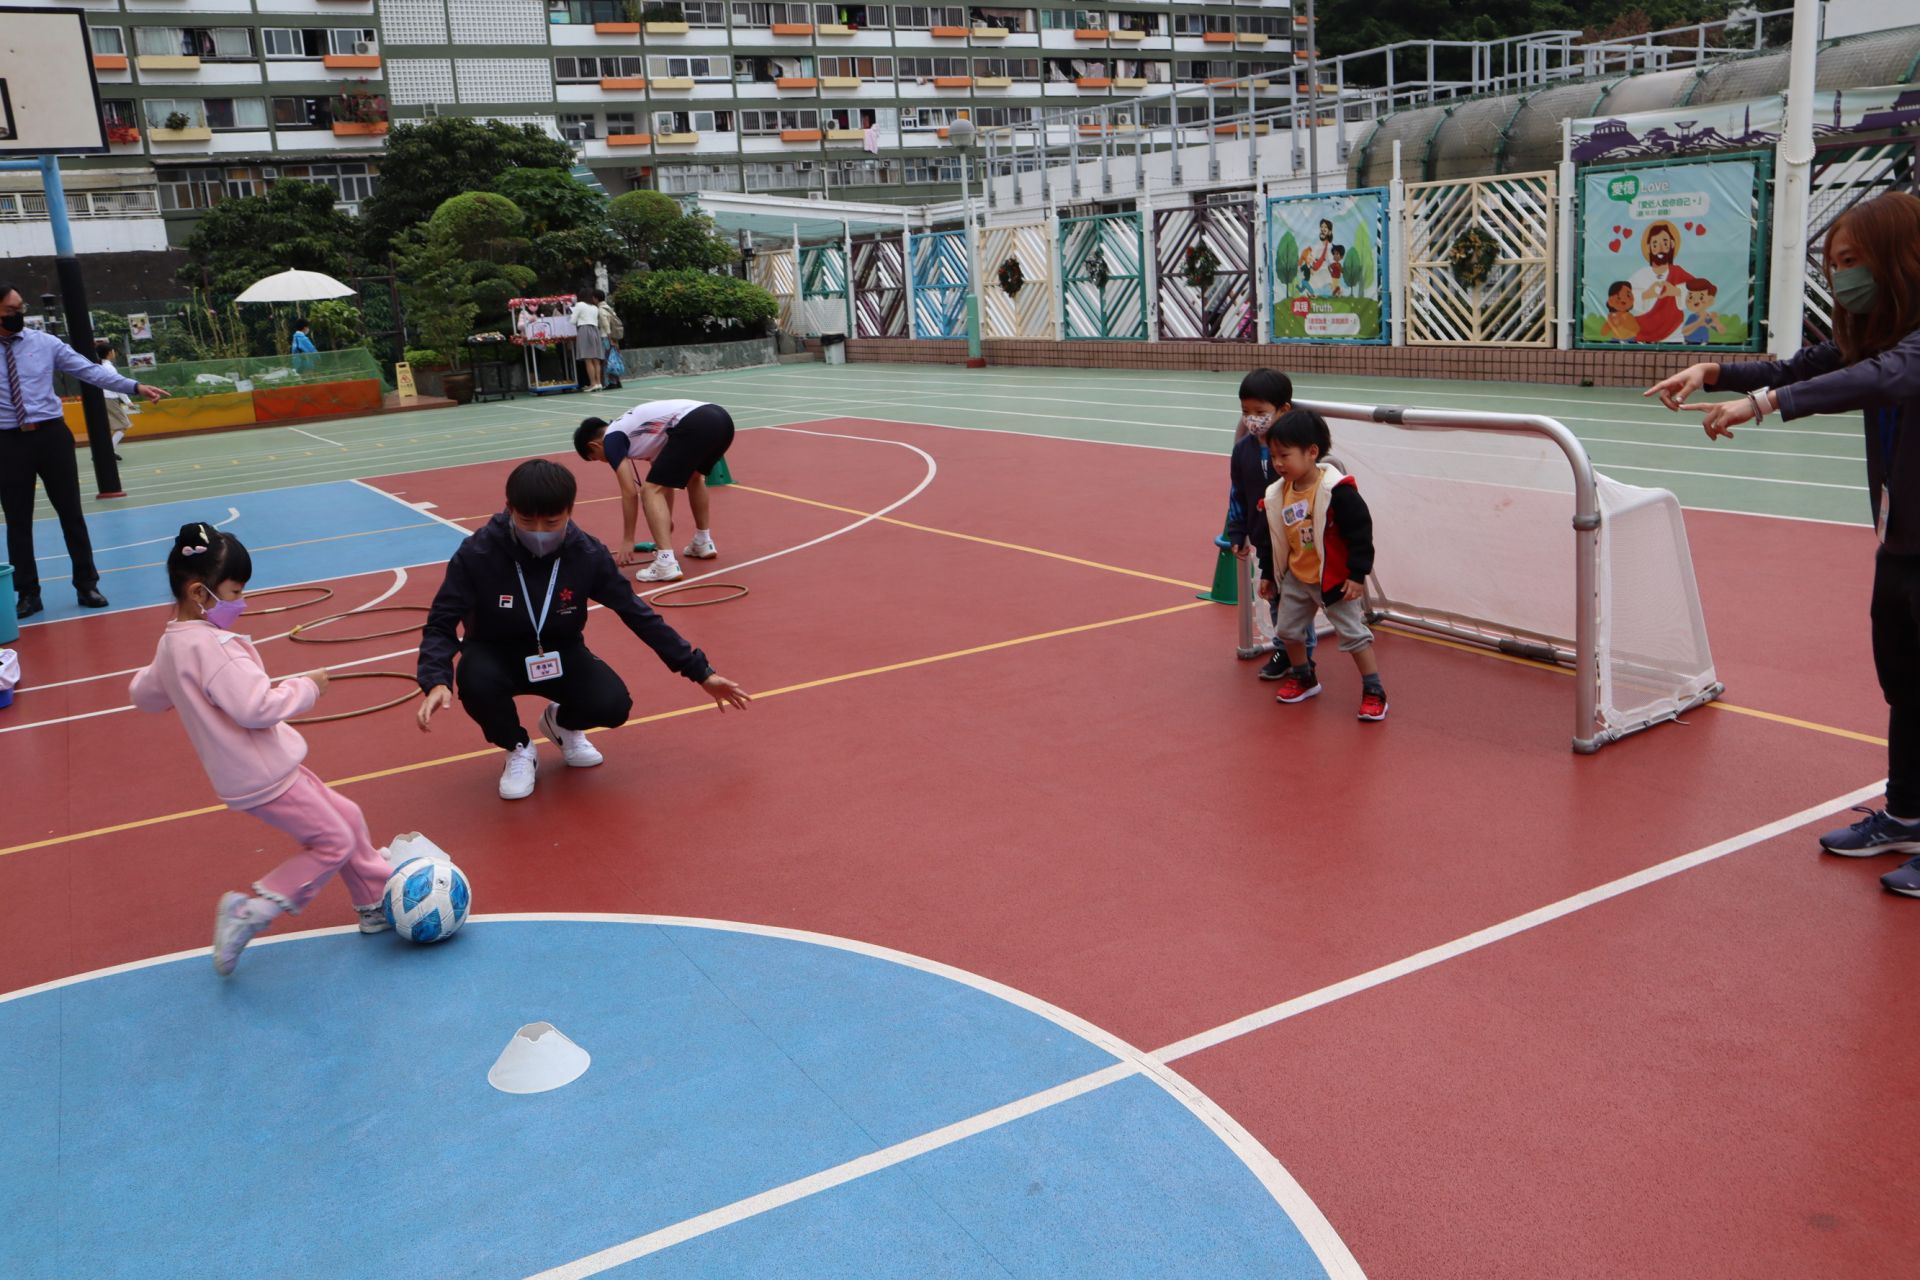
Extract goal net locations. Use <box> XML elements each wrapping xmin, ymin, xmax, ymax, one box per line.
<box><xmin>1238</xmin><ymin>399</ymin><xmax>1721</xmax><ymax>752</ymax></box>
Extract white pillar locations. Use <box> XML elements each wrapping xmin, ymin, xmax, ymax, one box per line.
<box><xmin>1766</xmin><ymin>0</ymin><xmax>1820</xmax><ymax>358</ymax></box>
<box><xmin>1389</xmin><ymin>138</ymin><xmax>1407</xmax><ymax>348</ymax></box>
<box><xmin>903</xmin><ymin>211</ymin><xmax>917</xmax><ymax>339</ymax></box>
<box><xmin>1141</xmin><ymin>182</ymin><xmax>1158</xmax><ymax>341</ymax></box>
<box><xmin>1555</xmin><ymin>116</ymin><xmax>1576</xmax><ymax>350</ymax></box>
<box><xmin>844</xmin><ymin>216</ymin><xmax>855</xmax><ymax>338</ymax></box>
<box><xmin>1255</xmin><ymin>177</ymin><xmax>1272</xmax><ymax>345</ymax></box>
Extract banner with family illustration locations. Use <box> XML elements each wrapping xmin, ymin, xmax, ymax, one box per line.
<box><xmin>1575</xmin><ymin>154</ymin><xmax>1770</xmax><ymax>352</ymax></box>
<box><xmin>1267</xmin><ymin>189</ymin><xmax>1390</xmax><ymax>344</ymax></box>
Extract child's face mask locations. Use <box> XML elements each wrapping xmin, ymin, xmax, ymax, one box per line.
<box><xmin>197</xmin><ymin>586</ymin><xmax>246</xmax><ymax>630</ymax></box>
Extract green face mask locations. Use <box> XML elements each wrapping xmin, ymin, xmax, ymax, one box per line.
<box><xmin>1832</xmin><ymin>264</ymin><xmax>1879</xmax><ymax>316</ymax></box>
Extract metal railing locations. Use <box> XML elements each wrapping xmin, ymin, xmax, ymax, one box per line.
<box><xmin>0</xmin><ymin>189</ymin><xmax>162</xmax><ymax>221</ymax></box>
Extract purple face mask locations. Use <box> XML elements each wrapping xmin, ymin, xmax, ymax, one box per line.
<box><xmin>201</xmin><ymin>591</ymin><xmax>247</xmax><ymax>630</ymax></box>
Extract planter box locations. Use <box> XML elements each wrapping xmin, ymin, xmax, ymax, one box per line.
<box><xmin>617</xmin><ymin>336</ymin><xmax>775</xmax><ymax>378</ymax></box>
<box><xmin>323</xmin><ymin>53</ymin><xmax>381</xmax><ymax>69</ymax></box>
<box><xmin>593</xmin><ymin>21</ymin><xmax>640</xmax><ymax>32</ymax></box>
<box><xmin>1076</xmin><ymin>76</ymin><xmax>1111</xmax><ymax>89</ymax></box>
<box><xmin>331</xmin><ymin>121</ymin><xmax>389</xmax><ymax>136</ymax></box>
<box><xmin>930</xmin><ymin>25</ymin><xmax>969</xmax><ymax>37</ymax></box>
<box><xmin>1113</xmin><ymin>76</ymin><xmax>1148</xmax><ymax>89</ymax></box>
<box><xmin>973</xmin><ymin>75</ymin><xmax>1012</xmax><ymax>88</ymax></box>
<box><xmin>149</xmin><ymin>126</ymin><xmax>214</xmax><ymax>142</ymax></box>
<box><xmin>820</xmin><ymin>75</ymin><xmax>861</xmax><ymax>88</ymax></box>
<box><xmin>656</xmin><ymin>131</ymin><xmax>699</xmax><ymax>144</ymax></box>
<box><xmin>1073</xmin><ymin>29</ymin><xmax>1108</xmax><ymax>40</ymax></box>
<box><xmin>969</xmin><ymin>26</ymin><xmax>1008</xmax><ymax>38</ymax></box>
<box><xmin>644</xmin><ymin>20</ymin><xmax>689</xmax><ymax>33</ymax></box>
<box><xmin>93</xmin><ymin>54</ymin><xmax>128</xmax><ymax>71</ymax></box>
<box><xmin>780</xmin><ymin>128</ymin><xmax>823</xmax><ymax>141</ymax></box>
<box><xmin>932</xmin><ymin>75</ymin><xmax>971</xmax><ymax>88</ymax></box>
<box><xmin>1234</xmin><ymin>33</ymin><xmax>1268</xmax><ymax>45</ymax></box>
<box><xmin>135</xmin><ymin>55</ymin><xmax>201</xmax><ymax>71</ymax></box>
<box><xmin>607</xmin><ymin>132</ymin><xmax>654</xmax><ymax>146</ymax></box>
<box><xmin>1110</xmin><ymin>29</ymin><xmax>1146</xmax><ymax>41</ymax></box>
<box><xmin>817</xmin><ymin>24</ymin><xmax>857</xmax><ymax>35</ymax></box>
<box><xmin>650</xmin><ymin>76</ymin><xmax>695</xmax><ymax>89</ymax></box>
<box><xmin>826</xmin><ymin>128</ymin><xmax>866</xmax><ymax>140</ymax></box>
<box><xmin>770</xmin><ymin>22</ymin><xmax>813</xmax><ymax>34</ymax></box>
<box><xmin>776</xmin><ymin>76</ymin><xmax>818</xmax><ymax>89</ymax></box>
<box><xmin>1202</xmin><ymin>31</ymin><xmax>1235</xmax><ymax>43</ymax></box>
<box><xmin>600</xmin><ymin>76</ymin><xmax>647</xmax><ymax>89</ymax></box>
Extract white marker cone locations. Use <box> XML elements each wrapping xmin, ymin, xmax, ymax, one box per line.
<box><xmin>488</xmin><ymin>1022</ymin><xmax>591</xmax><ymax>1094</ymax></box>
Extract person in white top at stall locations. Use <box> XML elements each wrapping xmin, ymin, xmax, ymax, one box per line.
<box><xmin>573</xmin><ymin>399</ymin><xmax>738</xmax><ymax>583</ymax></box>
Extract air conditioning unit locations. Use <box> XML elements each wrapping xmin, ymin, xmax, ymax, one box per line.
<box><xmin>354</xmin><ymin>39</ymin><xmax>379</xmax><ymax>56</ymax></box>
<box><xmin>261</xmin><ymin>166</ymin><xmax>279</xmax><ymax>178</ymax></box>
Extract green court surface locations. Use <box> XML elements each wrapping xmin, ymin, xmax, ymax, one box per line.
<box><xmin>82</xmin><ymin>364</ymin><xmax>1870</xmax><ymax>527</ymax></box>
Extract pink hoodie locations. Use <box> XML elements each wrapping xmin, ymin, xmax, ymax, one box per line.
<box><xmin>129</xmin><ymin>621</ymin><xmax>319</xmax><ymax>809</ymax></box>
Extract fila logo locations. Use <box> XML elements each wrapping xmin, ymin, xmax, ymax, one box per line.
<box><xmin>498</xmin><ymin>594</ymin><xmax>514</xmax><ymax>608</ymax></box>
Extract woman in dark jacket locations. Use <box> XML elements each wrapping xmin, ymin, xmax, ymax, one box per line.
<box><xmin>1646</xmin><ymin>191</ymin><xmax>1920</xmax><ymax>896</ymax></box>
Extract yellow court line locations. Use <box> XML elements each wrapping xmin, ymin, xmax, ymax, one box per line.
<box><xmin>1376</xmin><ymin>623</ymin><xmax>1887</xmax><ymax>747</ymax></box>
<box><xmin>0</xmin><ymin>601</ymin><xmax>1209</xmax><ymax>860</ymax></box>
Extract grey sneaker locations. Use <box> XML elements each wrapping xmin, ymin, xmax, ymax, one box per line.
<box><xmin>1881</xmin><ymin>857</ymin><xmax>1920</xmax><ymax>898</ymax></box>
<box><xmin>356</xmin><ymin>903</ymin><xmax>392</xmax><ymax>934</ymax></box>
<box><xmin>1819</xmin><ymin>807</ymin><xmax>1920</xmax><ymax>857</ymax></box>
<box><xmin>212</xmin><ymin>892</ymin><xmax>273</xmax><ymax>976</ymax></box>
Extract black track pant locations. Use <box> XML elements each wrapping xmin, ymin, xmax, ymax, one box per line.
<box><xmin>1872</xmin><ymin>552</ymin><xmax>1920</xmax><ymax>817</ymax></box>
<box><xmin>0</xmin><ymin>423</ymin><xmax>99</xmax><ymax>595</ymax></box>
<box><xmin>454</xmin><ymin>641</ymin><xmax>633</xmax><ymax>751</ymax></box>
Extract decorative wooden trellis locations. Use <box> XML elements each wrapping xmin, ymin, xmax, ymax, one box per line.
<box><xmin>980</xmin><ymin>222</ymin><xmax>1052</xmax><ymax>340</ymax></box>
<box><xmin>911</xmin><ymin>230</ymin><xmax>970</xmax><ymax>339</ymax></box>
<box><xmin>1060</xmin><ymin>211</ymin><xmax>1146</xmax><ymax>340</ymax></box>
<box><xmin>1152</xmin><ymin>199</ymin><xmax>1257</xmax><ymax>343</ymax></box>
<box><xmin>748</xmin><ymin>248</ymin><xmax>797</xmax><ymax>334</ymax></box>
<box><xmin>851</xmin><ymin>237</ymin><xmax>906</xmax><ymax>339</ymax></box>
<box><xmin>1803</xmin><ymin>137</ymin><xmax>1917</xmax><ymax>344</ymax></box>
<box><xmin>1404</xmin><ymin>171</ymin><xmax>1556</xmax><ymax>347</ymax></box>
<box><xmin>798</xmin><ymin>243</ymin><xmax>848</xmax><ymax>337</ymax></box>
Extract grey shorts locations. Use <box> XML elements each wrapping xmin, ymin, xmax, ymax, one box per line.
<box><xmin>1275</xmin><ymin>570</ymin><xmax>1372</xmax><ymax>653</ymax></box>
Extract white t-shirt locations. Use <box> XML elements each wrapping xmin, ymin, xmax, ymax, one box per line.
<box><xmin>603</xmin><ymin>399</ymin><xmax>708</xmax><ymax>469</ymax></box>
<box><xmin>571</xmin><ymin>300</ymin><xmax>599</xmax><ymax>329</ymax></box>
<box><xmin>101</xmin><ymin>358</ymin><xmax>131</xmax><ymax>405</ymax></box>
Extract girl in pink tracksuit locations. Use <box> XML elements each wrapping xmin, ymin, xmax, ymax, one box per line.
<box><xmin>130</xmin><ymin>522</ymin><xmax>394</xmax><ymax>975</ymax></box>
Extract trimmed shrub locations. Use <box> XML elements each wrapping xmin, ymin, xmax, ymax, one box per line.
<box><xmin>612</xmin><ymin>271</ymin><xmax>777</xmax><ymax>347</ymax></box>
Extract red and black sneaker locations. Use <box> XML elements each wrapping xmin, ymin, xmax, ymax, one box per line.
<box><xmin>1273</xmin><ymin>670</ymin><xmax>1322</xmax><ymax>704</ymax></box>
<box><xmin>1357</xmin><ymin>688</ymin><xmax>1389</xmax><ymax>722</ymax></box>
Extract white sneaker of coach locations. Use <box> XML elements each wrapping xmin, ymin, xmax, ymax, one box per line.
<box><xmin>682</xmin><ymin>535</ymin><xmax>717</xmax><ymax>560</ymax></box>
<box><xmin>498</xmin><ymin>742</ymin><xmax>539</xmax><ymax>800</ymax></box>
<box><xmin>538</xmin><ymin>703</ymin><xmax>604</xmax><ymax>768</ymax></box>
<box><xmin>635</xmin><ymin>555</ymin><xmax>684</xmax><ymax>583</ymax></box>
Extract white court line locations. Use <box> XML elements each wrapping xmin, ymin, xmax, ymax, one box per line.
<box><xmin>349</xmin><ymin>476</ymin><xmax>477</xmax><ymax>536</ymax></box>
<box><xmin>34</xmin><ymin>507</ymin><xmax>240</xmax><ymax>562</ymax></box>
<box><xmin>284</xmin><ymin>425</ymin><xmax>345</xmax><ymax>447</ymax></box>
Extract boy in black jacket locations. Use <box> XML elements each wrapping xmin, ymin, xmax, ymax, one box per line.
<box><xmin>1226</xmin><ymin>368</ymin><xmax>1314</xmax><ymax>679</ymax></box>
<box><xmin>1258</xmin><ymin>409</ymin><xmax>1387</xmax><ymax>721</ymax></box>
<box><xmin>416</xmin><ymin>459</ymin><xmax>750</xmax><ymax>800</ymax></box>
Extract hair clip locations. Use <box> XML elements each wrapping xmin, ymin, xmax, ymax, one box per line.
<box><xmin>181</xmin><ymin>544</ymin><xmax>208</xmax><ymax>557</ymax></box>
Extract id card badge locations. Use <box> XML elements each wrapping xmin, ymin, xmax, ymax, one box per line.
<box><xmin>525</xmin><ymin>651</ymin><xmax>564</xmax><ymax>683</ymax></box>
<box><xmin>1878</xmin><ymin>484</ymin><xmax>1890</xmax><ymax>544</ymax></box>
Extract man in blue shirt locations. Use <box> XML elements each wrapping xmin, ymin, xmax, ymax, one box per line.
<box><xmin>0</xmin><ymin>284</ymin><xmax>168</xmax><ymax>618</ymax></box>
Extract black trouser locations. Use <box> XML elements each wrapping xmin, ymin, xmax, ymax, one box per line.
<box><xmin>1872</xmin><ymin>552</ymin><xmax>1920</xmax><ymax>816</ymax></box>
<box><xmin>0</xmin><ymin>422</ymin><xmax>99</xmax><ymax>595</ymax></box>
<box><xmin>454</xmin><ymin>640</ymin><xmax>633</xmax><ymax>751</ymax></box>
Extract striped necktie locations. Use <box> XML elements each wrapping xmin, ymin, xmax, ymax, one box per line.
<box><xmin>0</xmin><ymin>336</ymin><xmax>28</xmax><ymax>430</ymax></box>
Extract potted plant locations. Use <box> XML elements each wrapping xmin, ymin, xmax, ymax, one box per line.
<box><xmin>163</xmin><ymin>111</ymin><xmax>190</xmax><ymax>132</ymax></box>
<box><xmin>331</xmin><ymin>82</ymin><xmax>389</xmax><ymax>136</ymax></box>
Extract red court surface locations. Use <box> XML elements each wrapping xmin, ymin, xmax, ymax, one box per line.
<box><xmin>4</xmin><ymin>417</ymin><xmax>1914</xmax><ymax>1278</ymax></box>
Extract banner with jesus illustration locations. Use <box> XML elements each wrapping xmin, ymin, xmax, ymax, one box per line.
<box><xmin>1575</xmin><ymin>154</ymin><xmax>1770</xmax><ymax>352</ymax></box>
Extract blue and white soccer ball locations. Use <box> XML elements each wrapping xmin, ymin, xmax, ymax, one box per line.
<box><xmin>381</xmin><ymin>855</ymin><xmax>471</xmax><ymax>944</ymax></box>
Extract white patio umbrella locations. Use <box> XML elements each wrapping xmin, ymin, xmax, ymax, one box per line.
<box><xmin>233</xmin><ymin>269</ymin><xmax>355</xmax><ymax>304</ymax></box>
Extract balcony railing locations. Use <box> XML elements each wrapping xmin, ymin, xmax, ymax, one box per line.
<box><xmin>0</xmin><ymin>189</ymin><xmax>163</xmax><ymax>221</ymax></box>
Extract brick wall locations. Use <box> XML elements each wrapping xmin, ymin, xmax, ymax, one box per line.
<box><xmin>835</xmin><ymin>337</ymin><xmax>1776</xmax><ymax>389</ymax></box>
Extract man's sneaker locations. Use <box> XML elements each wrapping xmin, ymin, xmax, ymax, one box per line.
<box><xmin>1881</xmin><ymin>857</ymin><xmax>1920</xmax><ymax>898</ymax></box>
<box><xmin>538</xmin><ymin>703</ymin><xmax>604</xmax><ymax>768</ymax></box>
<box><xmin>355</xmin><ymin>904</ymin><xmax>392</xmax><ymax>935</ymax></box>
<box><xmin>1273</xmin><ymin>671</ymin><xmax>1321</xmax><ymax>704</ymax></box>
<box><xmin>499</xmin><ymin>742</ymin><xmax>539</xmax><ymax>800</ymax></box>
<box><xmin>636</xmin><ymin>557</ymin><xmax>683</xmax><ymax>583</ymax></box>
<box><xmin>1357</xmin><ymin>689</ymin><xmax>1389</xmax><ymax>721</ymax></box>
<box><xmin>683</xmin><ymin>536</ymin><xmax>718</xmax><ymax>560</ymax></box>
<box><xmin>212</xmin><ymin>892</ymin><xmax>274</xmax><ymax>976</ymax></box>
<box><xmin>1818</xmin><ymin>807</ymin><xmax>1920</xmax><ymax>857</ymax></box>
<box><xmin>1257</xmin><ymin>650</ymin><xmax>1290</xmax><ymax>681</ymax></box>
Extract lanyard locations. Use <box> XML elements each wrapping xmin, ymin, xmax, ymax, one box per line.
<box><xmin>514</xmin><ymin>559</ymin><xmax>561</xmax><ymax>655</ymax></box>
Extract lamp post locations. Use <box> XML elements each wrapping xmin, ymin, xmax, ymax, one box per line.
<box><xmin>946</xmin><ymin>116</ymin><xmax>987</xmax><ymax>367</ymax></box>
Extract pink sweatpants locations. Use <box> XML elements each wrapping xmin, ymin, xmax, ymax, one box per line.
<box><xmin>246</xmin><ymin>767</ymin><xmax>389</xmax><ymax>912</ymax></box>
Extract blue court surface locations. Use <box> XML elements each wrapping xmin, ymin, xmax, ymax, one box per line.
<box><xmin>12</xmin><ymin>481</ymin><xmax>466</xmax><ymax>624</ymax></box>
<box><xmin>0</xmin><ymin>920</ymin><xmax>1331</xmax><ymax>1280</ymax></box>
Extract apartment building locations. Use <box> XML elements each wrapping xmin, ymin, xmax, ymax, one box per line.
<box><xmin>5</xmin><ymin>0</ymin><xmax>1295</xmax><ymax>250</ymax></box>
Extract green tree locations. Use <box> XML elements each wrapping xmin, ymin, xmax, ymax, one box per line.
<box><xmin>649</xmin><ymin>212</ymin><xmax>741</xmax><ymax>272</ymax></box>
<box><xmin>1312</xmin><ymin>0</ymin><xmax>1731</xmax><ymax>78</ymax></box>
<box><xmin>1272</xmin><ymin>228</ymin><xmax>1299</xmax><ymax>293</ymax></box>
<box><xmin>488</xmin><ymin>168</ymin><xmax>620</xmax><ymax>289</ymax></box>
<box><xmin>178</xmin><ymin>181</ymin><xmax>364</xmax><ymax>295</ymax></box>
<box><xmin>358</xmin><ymin>117</ymin><xmax>577</xmax><ymax>257</ymax></box>
<box><xmin>394</xmin><ymin>193</ymin><xmax>537</xmax><ymax>365</ymax></box>
<box><xmin>607</xmin><ymin>190</ymin><xmax>684</xmax><ymax>266</ymax></box>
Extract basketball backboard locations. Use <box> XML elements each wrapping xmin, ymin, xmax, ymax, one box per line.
<box><xmin>0</xmin><ymin>7</ymin><xmax>107</xmax><ymax>156</ymax></box>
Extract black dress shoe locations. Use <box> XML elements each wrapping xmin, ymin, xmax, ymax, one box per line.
<box><xmin>16</xmin><ymin>591</ymin><xmax>43</xmax><ymax>619</ymax></box>
<box><xmin>76</xmin><ymin>586</ymin><xmax>109</xmax><ymax>609</ymax></box>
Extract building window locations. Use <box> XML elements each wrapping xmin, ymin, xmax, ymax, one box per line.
<box><xmin>155</xmin><ymin>166</ymin><xmax>227</xmax><ymax>211</ymax></box>
<box><xmin>833</xmin><ymin>157</ymin><xmax>898</xmax><ymax>185</ymax></box>
<box><xmin>546</xmin><ymin>0</ymin><xmax>631</xmax><ymax>21</ymax></box>
<box><xmin>683</xmin><ymin>3</ymin><xmax>729</xmax><ymax>27</ymax></box>
<box><xmin>653</xmin><ymin>109</ymin><xmax>736</xmax><ymax>133</ymax></box>
<box><xmin>144</xmin><ymin>98</ymin><xmax>207</xmax><ymax>129</ymax></box>
<box><xmin>100</xmin><ymin>99</ymin><xmax>139</xmax><ymax>129</ymax></box>
<box><xmin>890</xmin><ymin>6</ymin><xmax>965</xmax><ymax>29</ymax></box>
<box><xmin>272</xmin><ymin>97</ymin><xmax>336</xmax><ymax>129</ymax></box>
<box><xmin>657</xmin><ymin>163</ymin><xmax>741</xmax><ymax>194</ymax></box>
<box><xmin>1236</xmin><ymin>15</ymin><xmax>1287</xmax><ymax>36</ymax></box>
<box><xmin>1114</xmin><ymin>11</ymin><xmax>1158</xmax><ymax>34</ymax></box>
<box><xmin>555</xmin><ymin>55</ymin><xmax>647</xmax><ymax>81</ymax></box>
<box><xmin>135</xmin><ymin>27</ymin><xmax>256</xmax><ymax>60</ymax></box>
<box><xmin>968</xmin><ymin>6</ymin><xmax>1029</xmax><ymax>32</ymax></box>
<box><xmin>90</xmin><ymin>27</ymin><xmax>125</xmax><ymax>56</ymax></box>
<box><xmin>558</xmin><ymin>112</ymin><xmax>598</xmax><ymax>141</ymax></box>
<box><xmin>817</xmin><ymin>56</ymin><xmax>893</xmax><ymax>78</ymax></box>
<box><xmin>263</xmin><ymin>28</ymin><xmax>376</xmax><ymax>58</ymax></box>
<box><xmin>972</xmin><ymin>57</ymin><xmax>1038</xmax><ymax>80</ymax></box>
<box><xmin>739</xmin><ymin>108</ymin><xmax>819</xmax><ymax>136</ymax></box>
<box><xmin>902</xmin><ymin>155</ymin><xmax>960</xmax><ymax>183</ymax></box>
<box><xmin>732</xmin><ymin>3</ymin><xmax>835</xmax><ymax>27</ymax></box>
<box><xmin>204</xmin><ymin>98</ymin><xmax>270</xmax><ymax>131</ymax></box>
<box><xmin>1039</xmin><ymin>10</ymin><xmax>1104</xmax><ymax>29</ymax></box>
<box><xmin>895</xmin><ymin>57</ymin><xmax>968</xmax><ymax>78</ymax></box>
<box><xmin>647</xmin><ymin>55</ymin><xmax>733</xmax><ymax>80</ymax></box>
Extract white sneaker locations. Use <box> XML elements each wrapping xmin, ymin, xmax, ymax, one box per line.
<box><xmin>587</xmin><ymin>383</ymin><xmax>604</xmax><ymax>392</ymax></box>
<box><xmin>499</xmin><ymin>742</ymin><xmax>539</xmax><ymax>800</ymax></box>
<box><xmin>538</xmin><ymin>703</ymin><xmax>604</xmax><ymax>768</ymax></box>
<box><xmin>355</xmin><ymin>903</ymin><xmax>392</xmax><ymax>935</ymax></box>
<box><xmin>212</xmin><ymin>892</ymin><xmax>274</xmax><ymax>977</ymax></box>
<box><xmin>636</xmin><ymin>556</ymin><xmax>683</xmax><ymax>583</ymax></box>
<box><xmin>683</xmin><ymin>536</ymin><xmax>718</xmax><ymax>560</ymax></box>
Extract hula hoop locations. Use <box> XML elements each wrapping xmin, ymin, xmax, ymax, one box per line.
<box><xmin>289</xmin><ymin>604</ymin><xmax>431</xmax><ymax>644</ymax></box>
<box><xmin>288</xmin><ymin>672</ymin><xmax>423</xmax><ymax>725</ymax></box>
<box><xmin>650</xmin><ymin>582</ymin><xmax>749</xmax><ymax>608</ymax></box>
<box><xmin>241</xmin><ymin>585</ymin><xmax>335</xmax><ymax>617</ymax></box>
